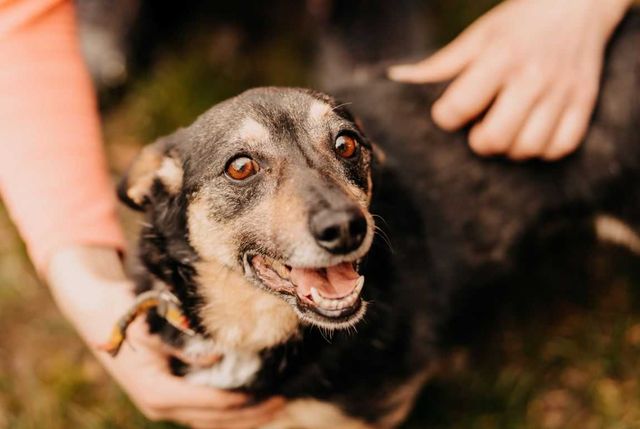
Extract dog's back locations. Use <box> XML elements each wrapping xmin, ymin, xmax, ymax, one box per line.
<box><xmin>322</xmin><ymin>9</ymin><xmax>640</xmax><ymax>291</ymax></box>
<box><xmin>248</xmin><ymin>7</ymin><xmax>640</xmax><ymax>428</ymax></box>
<box><xmin>266</xmin><ymin>7</ymin><xmax>640</xmax><ymax>427</ymax></box>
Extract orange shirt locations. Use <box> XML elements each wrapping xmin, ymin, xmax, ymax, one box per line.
<box><xmin>0</xmin><ymin>0</ymin><xmax>124</xmax><ymax>271</ymax></box>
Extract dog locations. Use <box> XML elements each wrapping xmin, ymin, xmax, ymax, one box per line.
<box><xmin>114</xmin><ymin>10</ymin><xmax>640</xmax><ymax>429</ymax></box>
<box><xmin>116</xmin><ymin>86</ymin><xmax>432</xmax><ymax>428</ymax></box>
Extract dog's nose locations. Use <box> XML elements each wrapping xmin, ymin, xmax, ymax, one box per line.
<box><xmin>310</xmin><ymin>208</ymin><xmax>367</xmax><ymax>254</ymax></box>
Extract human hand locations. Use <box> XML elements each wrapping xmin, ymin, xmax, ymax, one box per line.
<box><xmin>389</xmin><ymin>0</ymin><xmax>633</xmax><ymax>161</ymax></box>
<box><xmin>47</xmin><ymin>246</ymin><xmax>284</xmax><ymax>429</ymax></box>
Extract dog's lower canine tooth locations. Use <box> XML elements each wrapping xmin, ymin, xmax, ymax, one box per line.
<box><xmin>311</xmin><ymin>287</ymin><xmax>323</xmax><ymax>304</ymax></box>
<box><xmin>345</xmin><ymin>294</ymin><xmax>357</xmax><ymax>306</ymax></box>
<box><xmin>355</xmin><ymin>276</ymin><xmax>365</xmax><ymax>294</ymax></box>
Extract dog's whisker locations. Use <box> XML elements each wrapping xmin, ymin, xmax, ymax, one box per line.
<box><xmin>374</xmin><ymin>224</ymin><xmax>390</xmax><ymax>235</ymax></box>
<box><xmin>346</xmin><ymin>324</ymin><xmax>358</xmax><ymax>336</ymax></box>
<box><xmin>374</xmin><ymin>229</ymin><xmax>394</xmax><ymax>252</ymax></box>
<box><xmin>374</xmin><ymin>230</ymin><xmax>392</xmax><ymax>247</ymax></box>
<box><xmin>318</xmin><ymin>327</ymin><xmax>334</xmax><ymax>344</ymax></box>
<box><xmin>372</xmin><ymin>216</ymin><xmax>394</xmax><ymax>249</ymax></box>
<box><xmin>331</xmin><ymin>101</ymin><xmax>353</xmax><ymax>112</ymax></box>
<box><xmin>371</xmin><ymin>213</ymin><xmax>390</xmax><ymax>229</ymax></box>
<box><xmin>374</xmin><ymin>223</ymin><xmax>392</xmax><ymax>240</ymax></box>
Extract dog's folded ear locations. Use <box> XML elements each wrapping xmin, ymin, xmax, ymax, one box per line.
<box><xmin>118</xmin><ymin>130</ymin><xmax>186</xmax><ymax>211</ymax></box>
<box><xmin>370</xmin><ymin>142</ymin><xmax>387</xmax><ymax>166</ymax></box>
<box><xmin>354</xmin><ymin>117</ymin><xmax>386</xmax><ymax>166</ymax></box>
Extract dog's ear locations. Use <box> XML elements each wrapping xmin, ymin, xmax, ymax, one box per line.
<box><xmin>370</xmin><ymin>142</ymin><xmax>387</xmax><ymax>166</ymax></box>
<box><xmin>118</xmin><ymin>131</ymin><xmax>185</xmax><ymax>211</ymax></box>
<box><xmin>354</xmin><ymin>117</ymin><xmax>386</xmax><ymax>166</ymax></box>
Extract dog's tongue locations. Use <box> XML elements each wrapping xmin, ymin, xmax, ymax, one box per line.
<box><xmin>291</xmin><ymin>262</ymin><xmax>359</xmax><ymax>298</ymax></box>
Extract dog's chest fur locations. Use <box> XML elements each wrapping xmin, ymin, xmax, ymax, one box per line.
<box><xmin>143</xmin><ymin>261</ymin><xmax>302</xmax><ymax>389</ymax></box>
<box><xmin>193</xmin><ymin>260</ymin><xmax>301</xmax><ymax>353</ymax></box>
<box><xmin>176</xmin><ymin>261</ymin><xmax>301</xmax><ymax>389</ymax></box>
<box><xmin>180</xmin><ymin>336</ymin><xmax>264</xmax><ymax>389</ymax></box>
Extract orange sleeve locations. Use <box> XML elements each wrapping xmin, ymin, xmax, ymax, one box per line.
<box><xmin>0</xmin><ymin>0</ymin><xmax>125</xmax><ymax>272</ymax></box>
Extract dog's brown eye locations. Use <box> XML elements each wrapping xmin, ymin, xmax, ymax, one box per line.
<box><xmin>335</xmin><ymin>135</ymin><xmax>358</xmax><ymax>159</ymax></box>
<box><xmin>226</xmin><ymin>156</ymin><xmax>259</xmax><ymax>180</ymax></box>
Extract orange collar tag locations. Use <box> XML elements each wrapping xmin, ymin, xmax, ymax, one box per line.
<box><xmin>97</xmin><ymin>289</ymin><xmax>195</xmax><ymax>357</ymax></box>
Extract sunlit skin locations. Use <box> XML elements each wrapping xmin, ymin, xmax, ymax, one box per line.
<box><xmin>389</xmin><ymin>0</ymin><xmax>634</xmax><ymax>161</ymax></box>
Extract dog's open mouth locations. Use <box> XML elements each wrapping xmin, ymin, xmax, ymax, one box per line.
<box><xmin>248</xmin><ymin>255</ymin><xmax>365</xmax><ymax>321</ymax></box>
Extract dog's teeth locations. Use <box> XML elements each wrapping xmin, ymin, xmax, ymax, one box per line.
<box><xmin>355</xmin><ymin>276</ymin><xmax>365</xmax><ymax>294</ymax></box>
<box><xmin>346</xmin><ymin>293</ymin><xmax>357</xmax><ymax>306</ymax></box>
<box><xmin>311</xmin><ymin>282</ymin><xmax>364</xmax><ymax>312</ymax></box>
<box><xmin>338</xmin><ymin>296</ymin><xmax>354</xmax><ymax>309</ymax></box>
<box><xmin>316</xmin><ymin>307</ymin><xmax>343</xmax><ymax>317</ymax></box>
<box><xmin>311</xmin><ymin>287</ymin><xmax>323</xmax><ymax>304</ymax></box>
<box><xmin>307</xmin><ymin>273</ymin><xmax>365</xmax><ymax>314</ymax></box>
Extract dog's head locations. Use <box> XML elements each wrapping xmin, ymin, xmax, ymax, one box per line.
<box><xmin>119</xmin><ymin>87</ymin><xmax>376</xmax><ymax>342</ymax></box>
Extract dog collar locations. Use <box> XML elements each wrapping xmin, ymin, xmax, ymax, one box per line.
<box><xmin>98</xmin><ymin>288</ymin><xmax>195</xmax><ymax>357</ymax></box>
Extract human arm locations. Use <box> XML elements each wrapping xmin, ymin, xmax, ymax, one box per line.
<box><xmin>47</xmin><ymin>246</ymin><xmax>283</xmax><ymax>429</ymax></box>
<box><xmin>0</xmin><ymin>1</ymin><xmax>282</xmax><ymax>427</ymax></box>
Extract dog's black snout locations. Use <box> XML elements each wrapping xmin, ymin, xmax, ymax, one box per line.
<box><xmin>310</xmin><ymin>208</ymin><xmax>367</xmax><ymax>254</ymax></box>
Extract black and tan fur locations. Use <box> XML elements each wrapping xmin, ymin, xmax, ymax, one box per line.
<box><xmin>117</xmin><ymin>10</ymin><xmax>640</xmax><ymax>429</ymax></box>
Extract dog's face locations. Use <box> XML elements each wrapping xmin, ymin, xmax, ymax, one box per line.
<box><xmin>120</xmin><ymin>88</ymin><xmax>375</xmax><ymax>333</ymax></box>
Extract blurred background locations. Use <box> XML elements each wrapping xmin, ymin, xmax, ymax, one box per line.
<box><xmin>3</xmin><ymin>1</ymin><xmax>640</xmax><ymax>428</ymax></box>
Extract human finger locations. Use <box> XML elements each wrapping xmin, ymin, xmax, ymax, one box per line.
<box><xmin>543</xmin><ymin>76</ymin><xmax>599</xmax><ymax>160</ymax></box>
<box><xmin>469</xmin><ymin>75</ymin><xmax>545</xmax><ymax>156</ymax></box>
<box><xmin>431</xmin><ymin>54</ymin><xmax>506</xmax><ymax>130</ymax></box>
<box><xmin>508</xmin><ymin>88</ymin><xmax>568</xmax><ymax>160</ymax></box>
<box><xmin>388</xmin><ymin>23</ymin><xmax>486</xmax><ymax>83</ymax></box>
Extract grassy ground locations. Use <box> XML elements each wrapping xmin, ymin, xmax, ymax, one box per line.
<box><xmin>3</xmin><ymin>2</ymin><xmax>640</xmax><ymax>428</ymax></box>
<box><xmin>405</xmin><ymin>247</ymin><xmax>640</xmax><ymax>429</ymax></box>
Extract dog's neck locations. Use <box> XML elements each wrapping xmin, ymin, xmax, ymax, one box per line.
<box><xmin>193</xmin><ymin>259</ymin><xmax>301</xmax><ymax>353</ymax></box>
<box><xmin>139</xmin><ymin>206</ymin><xmax>300</xmax><ymax>354</ymax></box>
